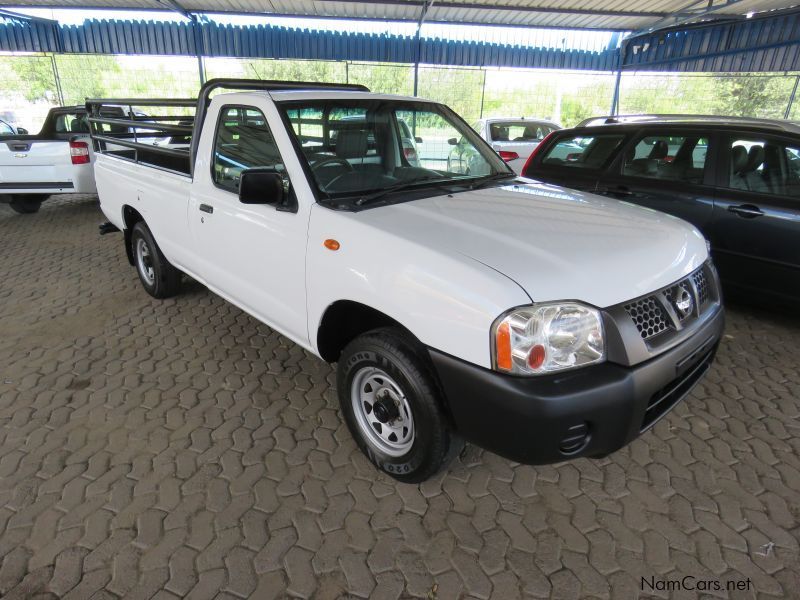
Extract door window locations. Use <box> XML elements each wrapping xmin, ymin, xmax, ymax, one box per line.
<box><xmin>726</xmin><ymin>138</ymin><xmax>800</xmax><ymax>198</ymax></box>
<box><xmin>622</xmin><ymin>134</ymin><xmax>708</xmax><ymax>183</ymax></box>
<box><xmin>540</xmin><ymin>134</ymin><xmax>624</xmax><ymax>169</ymax></box>
<box><xmin>213</xmin><ymin>106</ymin><xmax>283</xmax><ymax>193</ymax></box>
<box><xmin>0</xmin><ymin>120</ymin><xmax>13</xmax><ymax>134</ymax></box>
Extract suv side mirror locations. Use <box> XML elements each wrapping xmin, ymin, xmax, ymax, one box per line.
<box><xmin>447</xmin><ymin>137</ymin><xmax>458</xmax><ymax>146</ymax></box>
<box><xmin>17</xmin><ymin>127</ymin><xmax>28</xmax><ymax>134</ymax></box>
<box><xmin>239</xmin><ymin>168</ymin><xmax>284</xmax><ymax>205</ymax></box>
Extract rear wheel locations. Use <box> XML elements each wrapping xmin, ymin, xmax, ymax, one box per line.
<box><xmin>9</xmin><ymin>195</ymin><xmax>46</xmax><ymax>214</ymax></box>
<box><xmin>337</xmin><ymin>328</ymin><xmax>461</xmax><ymax>482</ymax></box>
<box><xmin>131</xmin><ymin>221</ymin><xmax>182</xmax><ymax>298</ymax></box>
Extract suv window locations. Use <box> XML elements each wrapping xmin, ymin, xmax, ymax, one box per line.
<box><xmin>727</xmin><ymin>138</ymin><xmax>800</xmax><ymax>198</ymax></box>
<box><xmin>213</xmin><ymin>106</ymin><xmax>283</xmax><ymax>193</ymax></box>
<box><xmin>623</xmin><ymin>134</ymin><xmax>708</xmax><ymax>183</ymax></box>
<box><xmin>541</xmin><ymin>134</ymin><xmax>624</xmax><ymax>169</ymax></box>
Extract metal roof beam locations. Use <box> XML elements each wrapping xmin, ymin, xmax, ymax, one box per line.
<box><xmin>315</xmin><ymin>0</ymin><xmax>670</xmax><ymax>18</ymax></box>
<box><xmin>155</xmin><ymin>0</ymin><xmax>196</xmax><ymax>21</ymax></box>
<box><xmin>0</xmin><ymin>8</ymin><xmax>58</xmax><ymax>23</ymax></box>
<box><xmin>631</xmin><ymin>0</ymin><xmax>745</xmax><ymax>37</ymax></box>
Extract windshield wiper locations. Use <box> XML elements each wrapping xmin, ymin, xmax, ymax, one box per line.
<box><xmin>354</xmin><ymin>178</ymin><xmax>459</xmax><ymax>206</ymax></box>
<box><xmin>467</xmin><ymin>171</ymin><xmax>518</xmax><ymax>190</ymax></box>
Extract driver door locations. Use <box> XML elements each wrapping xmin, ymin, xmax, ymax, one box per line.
<box><xmin>189</xmin><ymin>104</ymin><xmax>310</xmax><ymax>344</ymax></box>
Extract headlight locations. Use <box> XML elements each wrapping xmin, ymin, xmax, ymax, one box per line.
<box><xmin>492</xmin><ymin>303</ymin><xmax>605</xmax><ymax>375</ymax></box>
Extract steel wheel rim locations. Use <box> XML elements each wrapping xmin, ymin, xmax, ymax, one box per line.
<box><xmin>135</xmin><ymin>237</ymin><xmax>155</xmax><ymax>285</ymax></box>
<box><xmin>350</xmin><ymin>367</ymin><xmax>415</xmax><ymax>457</ymax></box>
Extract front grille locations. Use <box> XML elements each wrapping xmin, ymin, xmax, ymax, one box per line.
<box><xmin>641</xmin><ymin>347</ymin><xmax>715</xmax><ymax>432</ymax></box>
<box><xmin>622</xmin><ymin>264</ymin><xmax>715</xmax><ymax>342</ymax></box>
<box><xmin>624</xmin><ymin>297</ymin><xmax>670</xmax><ymax>340</ymax></box>
<box><xmin>693</xmin><ymin>269</ymin><xmax>709</xmax><ymax>305</ymax></box>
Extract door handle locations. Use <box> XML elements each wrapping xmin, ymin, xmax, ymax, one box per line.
<box><xmin>199</xmin><ymin>203</ymin><xmax>214</xmax><ymax>214</ymax></box>
<box><xmin>727</xmin><ymin>204</ymin><xmax>763</xmax><ymax>218</ymax></box>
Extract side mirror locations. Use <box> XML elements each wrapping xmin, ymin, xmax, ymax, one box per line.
<box><xmin>447</xmin><ymin>137</ymin><xmax>458</xmax><ymax>146</ymax></box>
<box><xmin>17</xmin><ymin>127</ymin><xmax>28</xmax><ymax>134</ymax></box>
<box><xmin>415</xmin><ymin>136</ymin><xmax>423</xmax><ymax>144</ymax></box>
<box><xmin>239</xmin><ymin>168</ymin><xmax>284</xmax><ymax>205</ymax></box>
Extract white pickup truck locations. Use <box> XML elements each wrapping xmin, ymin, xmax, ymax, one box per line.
<box><xmin>0</xmin><ymin>106</ymin><xmax>97</xmax><ymax>214</ymax></box>
<box><xmin>90</xmin><ymin>79</ymin><xmax>724</xmax><ymax>482</ymax></box>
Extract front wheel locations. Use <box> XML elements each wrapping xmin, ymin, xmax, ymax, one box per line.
<box><xmin>9</xmin><ymin>195</ymin><xmax>46</xmax><ymax>214</ymax></box>
<box><xmin>337</xmin><ymin>328</ymin><xmax>461</xmax><ymax>482</ymax></box>
<box><xmin>131</xmin><ymin>221</ymin><xmax>182</xmax><ymax>299</ymax></box>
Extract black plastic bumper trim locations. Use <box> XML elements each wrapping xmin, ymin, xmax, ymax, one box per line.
<box><xmin>428</xmin><ymin>305</ymin><xmax>724</xmax><ymax>465</ymax></box>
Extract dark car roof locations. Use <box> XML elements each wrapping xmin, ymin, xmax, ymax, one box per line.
<box><xmin>572</xmin><ymin>114</ymin><xmax>800</xmax><ymax>136</ymax></box>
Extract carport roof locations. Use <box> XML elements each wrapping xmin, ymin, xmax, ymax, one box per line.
<box><xmin>4</xmin><ymin>0</ymin><xmax>799</xmax><ymax>31</ymax></box>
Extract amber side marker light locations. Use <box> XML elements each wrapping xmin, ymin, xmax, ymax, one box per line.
<box><xmin>324</xmin><ymin>239</ymin><xmax>341</xmax><ymax>251</ymax></box>
<box><xmin>495</xmin><ymin>321</ymin><xmax>512</xmax><ymax>371</ymax></box>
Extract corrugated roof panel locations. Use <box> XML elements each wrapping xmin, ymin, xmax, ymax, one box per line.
<box><xmin>7</xmin><ymin>0</ymin><xmax>797</xmax><ymax>30</ymax></box>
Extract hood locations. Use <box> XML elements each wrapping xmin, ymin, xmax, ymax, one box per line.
<box><xmin>357</xmin><ymin>181</ymin><xmax>708</xmax><ymax>308</ymax></box>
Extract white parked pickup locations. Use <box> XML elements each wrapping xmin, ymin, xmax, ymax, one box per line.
<box><xmin>91</xmin><ymin>79</ymin><xmax>724</xmax><ymax>482</ymax></box>
<box><xmin>0</xmin><ymin>106</ymin><xmax>97</xmax><ymax>214</ymax></box>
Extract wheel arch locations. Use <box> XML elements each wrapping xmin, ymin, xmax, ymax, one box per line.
<box><xmin>121</xmin><ymin>205</ymin><xmax>144</xmax><ymax>265</ymax></box>
<box><xmin>316</xmin><ymin>300</ymin><xmax>419</xmax><ymax>363</ymax></box>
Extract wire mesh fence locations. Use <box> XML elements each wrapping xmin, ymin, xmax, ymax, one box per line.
<box><xmin>618</xmin><ymin>71</ymin><xmax>800</xmax><ymax>119</ymax></box>
<box><xmin>1</xmin><ymin>52</ymin><xmax>799</xmax><ymax>135</ymax></box>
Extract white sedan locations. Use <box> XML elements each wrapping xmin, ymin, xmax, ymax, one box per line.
<box><xmin>449</xmin><ymin>117</ymin><xmax>561</xmax><ymax>175</ymax></box>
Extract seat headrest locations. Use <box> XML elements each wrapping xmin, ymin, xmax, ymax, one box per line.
<box><xmin>745</xmin><ymin>145</ymin><xmax>764</xmax><ymax>172</ymax></box>
<box><xmin>71</xmin><ymin>118</ymin><xmax>89</xmax><ymax>133</ymax></box>
<box><xmin>731</xmin><ymin>145</ymin><xmax>748</xmax><ymax>173</ymax></box>
<box><xmin>336</xmin><ymin>129</ymin><xmax>369</xmax><ymax>159</ymax></box>
<box><xmin>490</xmin><ymin>125</ymin><xmax>509</xmax><ymax>141</ymax></box>
<box><xmin>648</xmin><ymin>140</ymin><xmax>668</xmax><ymax>160</ymax></box>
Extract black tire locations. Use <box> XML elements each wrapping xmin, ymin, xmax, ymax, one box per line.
<box><xmin>337</xmin><ymin>328</ymin><xmax>461</xmax><ymax>483</ymax></box>
<box><xmin>9</xmin><ymin>195</ymin><xmax>45</xmax><ymax>214</ymax></box>
<box><xmin>130</xmin><ymin>221</ymin><xmax>182</xmax><ymax>299</ymax></box>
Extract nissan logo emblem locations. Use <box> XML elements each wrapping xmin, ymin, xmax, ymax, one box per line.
<box><xmin>674</xmin><ymin>287</ymin><xmax>693</xmax><ymax>317</ymax></box>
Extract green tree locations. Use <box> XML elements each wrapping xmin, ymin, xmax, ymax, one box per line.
<box><xmin>8</xmin><ymin>55</ymin><xmax>57</xmax><ymax>102</ymax></box>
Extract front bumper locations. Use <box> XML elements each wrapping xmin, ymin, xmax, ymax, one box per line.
<box><xmin>430</xmin><ymin>304</ymin><xmax>724</xmax><ymax>465</ymax></box>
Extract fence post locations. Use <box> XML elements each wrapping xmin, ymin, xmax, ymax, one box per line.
<box><xmin>609</xmin><ymin>40</ymin><xmax>627</xmax><ymax>115</ymax></box>
<box><xmin>479</xmin><ymin>68</ymin><xmax>487</xmax><ymax>118</ymax></box>
<box><xmin>50</xmin><ymin>53</ymin><xmax>65</xmax><ymax>106</ymax></box>
<box><xmin>785</xmin><ymin>74</ymin><xmax>799</xmax><ymax>120</ymax></box>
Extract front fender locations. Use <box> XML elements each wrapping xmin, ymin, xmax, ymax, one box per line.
<box><xmin>306</xmin><ymin>205</ymin><xmax>530</xmax><ymax>369</ymax></box>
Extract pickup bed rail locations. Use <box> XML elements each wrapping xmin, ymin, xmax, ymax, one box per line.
<box><xmin>86</xmin><ymin>78</ymin><xmax>369</xmax><ymax>177</ymax></box>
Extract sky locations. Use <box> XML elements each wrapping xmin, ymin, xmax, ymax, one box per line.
<box><xmin>7</xmin><ymin>7</ymin><xmax>621</xmax><ymax>53</ymax></box>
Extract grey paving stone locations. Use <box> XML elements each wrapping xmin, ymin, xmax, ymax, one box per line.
<box><xmin>0</xmin><ymin>195</ymin><xmax>798</xmax><ymax>599</ymax></box>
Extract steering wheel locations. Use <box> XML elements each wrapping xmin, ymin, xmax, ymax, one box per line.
<box><xmin>312</xmin><ymin>156</ymin><xmax>354</xmax><ymax>173</ymax></box>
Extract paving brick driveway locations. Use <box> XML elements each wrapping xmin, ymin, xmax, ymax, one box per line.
<box><xmin>1</xmin><ymin>194</ymin><xmax>799</xmax><ymax>599</ymax></box>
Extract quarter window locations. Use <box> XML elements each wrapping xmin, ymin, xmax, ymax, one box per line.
<box><xmin>541</xmin><ymin>134</ymin><xmax>624</xmax><ymax>169</ymax></box>
<box><xmin>726</xmin><ymin>138</ymin><xmax>800</xmax><ymax>198</ymax></box>
<box><xmin>213</xmin><ymin>106</ymin><xmax>283</xmax><ymax>193</ymax></box>
<box><xmin>623</xmin><ymin>134</ymin><xmax>708</xmax><ymax>183</ymax></box>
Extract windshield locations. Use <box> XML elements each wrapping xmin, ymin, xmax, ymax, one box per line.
<box><xmin>278</xmin><ymin>99</ymin><xmax>509</xmax><ymax>202</ymax></box>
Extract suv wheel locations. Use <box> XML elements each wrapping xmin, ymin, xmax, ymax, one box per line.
<box><xmin>337</xmin><ymin>328</ymin><xmax>461</xmax><ymax>482</ymax></box>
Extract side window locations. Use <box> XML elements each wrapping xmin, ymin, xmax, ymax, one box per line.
<box><xmin>0</xmin><ymin>121</ymin><xmax>13</xmax><ymax>134</ymax></box>
<box><xmin>213</xmin><ymin>106</ymin><xmax>283</xmax><ymax>193</ymax></box>
<box><xmin>622</xmin><ymin>134</ymin><xmax>708</xmax><ymax>183</ymax></box>
<box><xmin>541</xmin><ymin>134</ymin><xmax>624</xmax><ymax>169</ymax></box>
<box><xmin>726</xmin><ymin>138</ymin><xmax>800</xmax><ymax>198</ymax></box>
